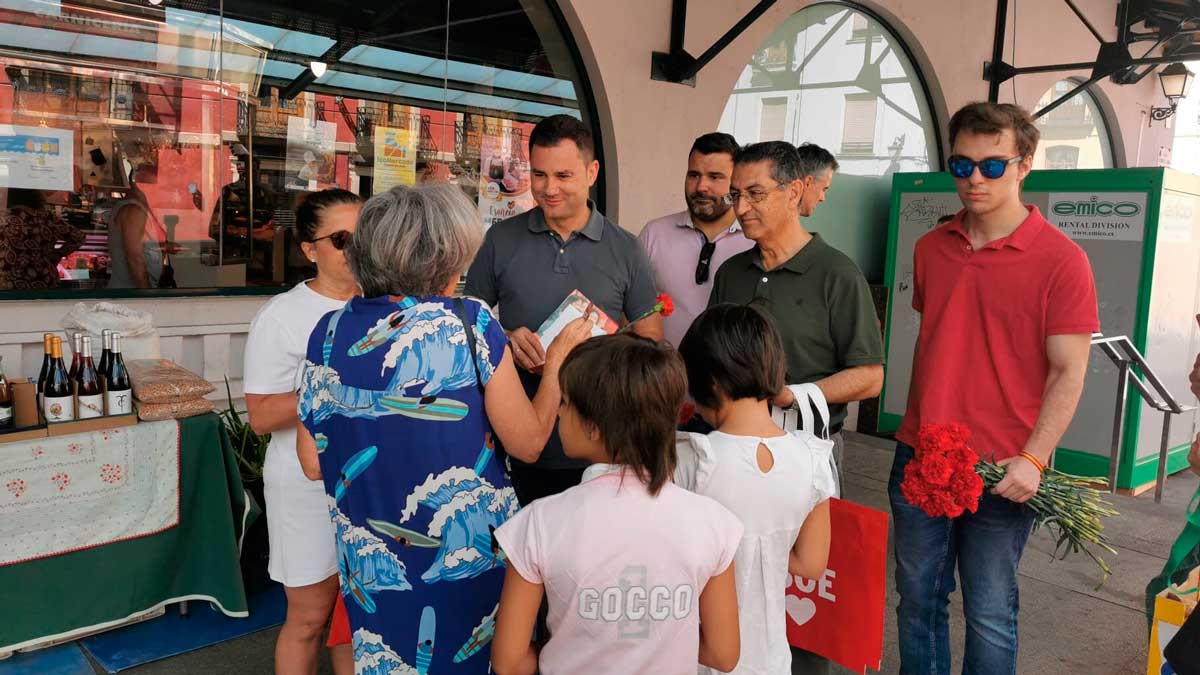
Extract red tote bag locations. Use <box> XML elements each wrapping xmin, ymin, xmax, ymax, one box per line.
<box><xmin>786</xmin><ymin>497</ymin><xmax>889</xmax><ymax>674</ymax></box>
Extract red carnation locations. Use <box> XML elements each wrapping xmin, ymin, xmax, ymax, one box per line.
<box><xmin>678</xmin><ymin>401</ymin><xmax>696</xmax><ymax>426</ymax></box>
<box><xmin>620</xmin><ymin>293</ymin><xmax>677</xmax><ymax>333</ymax></box>
<box><xmin>916</xmin><ymin>453</ymin><xmax>955</xmax><ymax>486</ymax></box>
<box><xmin>656</xmin><ymin>294</ymin><xmax>675</xmax><ymax>318</ymax></box>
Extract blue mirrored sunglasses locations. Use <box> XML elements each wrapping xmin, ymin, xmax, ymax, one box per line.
<box><xmin>947</xmin><ymin>155</ymin><xmax>1023</xmax><ymax>179</ymax></box>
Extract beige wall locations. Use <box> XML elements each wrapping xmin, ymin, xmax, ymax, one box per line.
<box><xmin>558</xmin><ymin>0</ymin><xmax>1174</xmax><ymax>231</ymax></box>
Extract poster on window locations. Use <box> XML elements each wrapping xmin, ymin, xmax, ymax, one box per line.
<box><xmin>285</xmin><ymin>116</ymin><xmax>337</xmax><ymax>192</ymax></box>
<box><xmin>0</xmin><ymin>125</ymin><xmax>74</xmax><ymax>191</ymax></box>
<box><xmin>373</xmin><ymin>125</ymin><xmax>417</xmax><ymax>193</ymax></box>
<box><xmin>477</xmin><ymin>120</ymin><xmax>533</xmax><ymax>229</ymax></box>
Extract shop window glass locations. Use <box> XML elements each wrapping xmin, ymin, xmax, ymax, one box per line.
<box><xmin>0</xmin><ymin>0</ymin><xmax>595</xmax><ymax>294</ymax></box>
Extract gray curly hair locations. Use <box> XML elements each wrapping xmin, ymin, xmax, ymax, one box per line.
<box><xmin>347</xmin><ymin>183</ymin><xmax>484</xmax><ymax>298</ymax></box>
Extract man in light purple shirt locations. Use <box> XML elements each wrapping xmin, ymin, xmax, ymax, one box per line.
<box><xmin>638</xmin><ymin>132</ymin><xmax>754</xmax><ymax>348</ymax></box>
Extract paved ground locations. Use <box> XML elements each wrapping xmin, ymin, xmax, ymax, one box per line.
<box><xmin>83</xmin><ymin>431</ymin><xmax>1189</xmax><ymax>674</ymax></box>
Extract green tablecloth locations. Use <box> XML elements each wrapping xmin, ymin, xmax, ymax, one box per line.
<box><xmin>0</xmin><ymin>413</ymin><xmax>249</xmax><ymax>652</ymax></box>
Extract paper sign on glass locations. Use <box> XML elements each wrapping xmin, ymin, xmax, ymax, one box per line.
<box><xmin>0</xmin><ymin>125</ymin><xmax>74</xmax><ymax>191</ymax></box>
<box><xmin>536</xmin><ymin>289</ymin><xmax>618</xmax><ymax>345</ymax></box>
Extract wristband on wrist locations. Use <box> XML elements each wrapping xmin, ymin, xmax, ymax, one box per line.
<box><xmin>1018</xmin><ymin>451</ymin><xmax>1046</xmax><ymax>473</ymax></box>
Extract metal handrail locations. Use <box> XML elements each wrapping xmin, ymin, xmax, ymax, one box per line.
<box><xmin>1087</xmin><ymin>333</ymin><xmax>1197</xmax><ymax>502</ymax></box>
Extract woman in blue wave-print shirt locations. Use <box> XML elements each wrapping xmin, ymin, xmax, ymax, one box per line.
<box><xmin>296</xmin><ymin>183</ymin><xmax>593</xmax><ymax>675</ymax></box>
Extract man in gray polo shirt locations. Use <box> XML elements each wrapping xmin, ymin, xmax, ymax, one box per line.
<box><xmin>711</xmin><ymin>140</ymin><xmax>883</xmax><ymax>674</ymax></box>
<box><xmin>466</xmin><ymin>114</ymin><xmax>662</xmax><ymax>505</ymax></box>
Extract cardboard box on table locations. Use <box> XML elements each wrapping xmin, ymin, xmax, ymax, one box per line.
<box><xmin>0</xmin><ymin>378</ymin><xmax>136</xmax><ymax>445</ymax></box>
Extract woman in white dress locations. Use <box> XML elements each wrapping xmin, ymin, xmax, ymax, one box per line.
<box><xmin>675</xmin><ymin>303</ymin><xmax>835</xmax><ymax>675</ymax></box>
<box><xmin>244</xmin><ymin>189</ymin><xmax>362</xmax><ymax>675</ymax></box>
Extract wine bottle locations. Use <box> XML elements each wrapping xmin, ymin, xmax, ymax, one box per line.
<box><xmin>76</xmin><ymin>336</ymin><xmax>103</xmax><ymax>419</ymax></box>
<box><xmin>106</xmin><ymin>334</ymin><xmax>132</xmax><ymax>416</ymax></box>
<box><xmin>36</xmin><ymin>333</ymin><xmax>53</xmax><ymax>409</ymax></box>
<box><xmin>0</xmin><ymin>355</ymin><xmax>13</xmax><ymax>430</ymax></box>
<box><xmin>98</xmin><ymin>329</ymin><xmax>113</xmax><ymax>385</ymax></box>
<box><xmin>69</xmin><ymin>332</ymin><xmax>82</xmax><ymax>381</ymax></box>
<box><xmin>43</xmin><ymin>336</ymin><xmax>74</xmax><ymax>423</ymax></box>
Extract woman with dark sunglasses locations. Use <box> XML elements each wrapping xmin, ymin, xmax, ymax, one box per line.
<box><xmin>243</xmin><ymin>187</ymin><xmax>363</xmax><ymax>675</ymax></box>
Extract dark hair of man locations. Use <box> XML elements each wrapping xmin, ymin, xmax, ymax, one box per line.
<box><xmin>690</xmin><ymin>132</ymin><xmax>740</xmax><ymax>159</ymax></box>
<box><xmin>795</xmin><ymin>142</ymin><xmax>840</xmax><ymax>178</ymax></box>
<box><xmin>295</xmin><ymin>188</ymin><xmax>362</xmax><ymax>243</ymax></box>
<box><xmin>558</xmin><ymin>334</ymin><xmax>686</xmax><ymax>496</ymax></box>
<box><xmin>948</xmin><ymin>102</ymin><xmax>1041</xmax><ymax>158</ymax></box>
<box><xmin>678</xmin><ymin>303</ymin><xmax>786</xmax><ymax>410</ymax></box>
<box><xmin>529</xmin><ymin>114</ymin><xmax>595</xmax><ymax>161</ymax></box>
<box><xmin>733</xmin><ymin>141</ymin><xmax>804</xmax><ymax>184</ymax></box>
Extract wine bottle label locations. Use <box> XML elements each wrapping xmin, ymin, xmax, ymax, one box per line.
<box><xmin>106</xmin><ymin>389</ymin><xmax>132</xmax><ymax>416</ymax></box>
<box><xmin>44</xmin><ymin>395</ymin><xmax>75</xmax><ymax>423</ymax></box>
<box><xmin>78</xmin><ymin>394</ymin><xmax>104</xmax><ymax>419</ymax></box>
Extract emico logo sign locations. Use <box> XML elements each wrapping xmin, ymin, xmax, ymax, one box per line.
<box><xmin>1047</xmin><ymin>192</ymin><xmax>1147</xmax><ymax>242</ymax></box>
<box><xmin>1052</xmin><ymin>198</ymin><xmax>1142</xmax><ymax>218</ymax></box>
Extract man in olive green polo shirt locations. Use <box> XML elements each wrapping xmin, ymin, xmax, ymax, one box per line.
<box><xmin>710</xmin><ymin>139</ymin><xmax>883</xmax><ymax>675</ymax></box>
<box><xmin>710</xmin><ymin>140</ymin><xmax>883</xmax><ymax>478</ymax></box>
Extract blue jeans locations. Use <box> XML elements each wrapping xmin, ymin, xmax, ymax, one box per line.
<box><xmin>889</xmin><ymin>442</ymin><xmax>1036</xmax><ymax>675</ymax></box>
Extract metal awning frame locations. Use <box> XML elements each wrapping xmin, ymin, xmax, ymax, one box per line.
<box><xmin>985</xmin><ymin>0</ymin><xmax>1200</xmax><ymax>119</ymax></box>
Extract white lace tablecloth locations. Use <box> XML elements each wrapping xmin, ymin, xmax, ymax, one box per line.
<box><xmin>0</xmin><ymin>420</ymin><xmax>181</xmax><ymax>566</ymax></box>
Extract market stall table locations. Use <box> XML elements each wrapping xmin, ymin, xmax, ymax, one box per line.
<box><xmin>0</xmin><ymin>413</ymin><xmax>250</xmax><ymax>653</ymax></box>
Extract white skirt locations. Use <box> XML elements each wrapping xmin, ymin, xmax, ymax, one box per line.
<box><xmin>263</xmin><ymin>440</ymin><xmax>338</xmax><ymax>588</ymax></box>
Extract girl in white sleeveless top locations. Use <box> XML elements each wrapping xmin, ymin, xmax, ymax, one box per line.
<box><xmin>676</xmin><ymin>304</ymin><xmax>835</xmax><ymax>675</ymax></box>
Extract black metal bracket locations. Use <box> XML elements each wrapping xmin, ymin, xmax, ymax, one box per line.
<box><xmin>1150</xmin><ymin>104</ymin><xmax>1178</xmax><ymax>121</ymax></box>
<box><xmin>650</xmin><ymin>0</ymin><xmax>777</xmax><ymax>86</ymax></box>
<box><xmin>983</xmin><ymin>0</ymin><xmax>1200</xmax><ymax>119</ymax></box>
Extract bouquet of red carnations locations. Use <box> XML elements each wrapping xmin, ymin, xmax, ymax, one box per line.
<box><xmin>901</xmin><ymin>423</ymin><xmax>1119</xmax><ymax>579</ymax></box>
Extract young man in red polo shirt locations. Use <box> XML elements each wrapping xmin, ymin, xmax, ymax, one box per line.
<box><xmin>890</xmin><ymin>102</ymin><xmax>1098</xmax><ymax>674</ymax></box>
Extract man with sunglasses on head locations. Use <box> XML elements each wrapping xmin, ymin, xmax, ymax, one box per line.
<box><xmin>638</xmin><ymin>132</ymin><xmax>753</xmax><ymax>350</ymax></box>
<box><xmin>709</xmin><ymin>140</ymin><xmax>883</xmax><ymax>674</ymax></box>
<box><xmin>891</xmin><ymin>102</ymin><xmax>1098</xmax><ymax>675</ymax></box>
